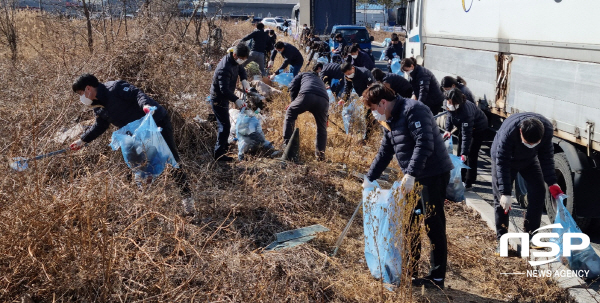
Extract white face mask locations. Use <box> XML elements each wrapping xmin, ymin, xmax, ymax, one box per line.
<box><xmin>523</xmin><ymin>141</ymin><xmax>540</xmax><ymax>149</ymax></box>
<box><xmin>447</xmin><ymin>104</ymin><xmax>459</xmax><ymax>111</ymax></box>
<box><xmin>236</xmin><ymin>58</ymin><xmax>246</xmax><ymax>65</ymax></box>
<box><xmin>351</xmin><ymin>54</ymin><xmax>358</xmax><ymax>59</ymax></box>
<box><xmin>80</xmin><ymin>90</ymin><xmax>93</xmax><ymax>106</ymax></box>
<box><xmin>346</xmin><ymin>72</ymin><xmax>355</xmax><ymax>79</ymax></box>
<box><xmin>372</xmin><ymin>109</ymin><xmax>386</xmax><ymax>122</ymax></box>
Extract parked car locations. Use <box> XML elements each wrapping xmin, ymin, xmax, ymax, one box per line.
<box><xmin>261</xmin><ymin>17</ymin><xmax>286</xmax><ymax>30</ymax></box>
<box><xmin>328</xmin><ymin>25</ymin><xmax>375</xmax><ymax>61</ymax></box>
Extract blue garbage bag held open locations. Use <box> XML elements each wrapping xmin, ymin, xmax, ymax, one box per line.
<box><xmin>235</xmin><ymin>107</ymin><xmax>274</xmax><ymax>160</ymax></box>
<box><xmin>327</xmin><ymin>89</ymin><xmax>336</xmax><ymax>104</ymax></box>
<box><xmin>272</xmin><ymin>72</ymin><xmax>294</xmax><ymax>87</ymax></box>
<box><xmin>390</xmin><ymin>58</ymin><xmax>402</xmax><ymax>75</ymax></box>
<box><xmin>317</xmin><ymin>56</ymin><xmax>329</xmax><ymax>64</ymax></box>
<box><xmin>444</xmin><ymin>139</ymin><xmax>470</xmax><ymax>202</ymax></box>
<box><xmin>342</xmin><ymin>90</ymin><xmax>366</xmax><ymax>135</ymax></box>
<box><xmin>363</xmin><ymin>181</ymin><xmax>404</xmax><ymax>286</ymax></box>
<box><xmin>382</xmin><ymin>38</ymin><xmax>391</xmax><ymax>48</ymax></box>
<box><xmin>109</xmin><ymin>107</ymin><xmax>178</xmax><ymax>180</ymax></box>
<box><xmin>552</xmin><ymin>195</ymin><xmax>600</xmax><ymax>279</ymax></box>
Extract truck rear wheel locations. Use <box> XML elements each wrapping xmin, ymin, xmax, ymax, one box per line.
<box><xmin>544</xmin><ymin>152</ymin><xmax>592</xmax><ymax>231</ymax></box>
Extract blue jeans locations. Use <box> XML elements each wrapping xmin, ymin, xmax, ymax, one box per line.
<box><xmin>289</xmin><ymin>64</ymin><xmax>303</xmax><ymax>77</ymax></box>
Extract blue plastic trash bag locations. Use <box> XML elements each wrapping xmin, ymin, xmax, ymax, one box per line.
<box><xmin>382</xmin><ymin>38</ymin><xmax>391</xmax><ymax>48</ymax></box>
<box><xmin>446</xmin><ymin>154</ymin><xmax>470</xmax><ymax>202</ymax></box>
<box><xmin>342</xmin><ymin>90</ymin><xmax>366</xmax><ymax>135</ymax></box>
<box><xmin>379</xmin><ymin>51</ymin><xmax>386</xmax><ymax>61</ymax></box>
<box><xmin>110</xmin><ymin>107</ymin><xmax>178</xmax><ymax>180</ymax></box>
<box><xmin>552</xmin><ymin>195</ymin><xmax>600</xmax><ymax>279</ymax></box>
<box><xmin>235</xmin><ymin>108</ymin><xmax>274</xmax><ymax>160</ymax></box>
<box><xmin>327</xmin><ymin>89</ymin><xmax>336</xmax><ymax>104</ymax></box>
<box><xmin>444</xmin><ymin>139</ymin><xmax>470</xmax><ymax>202</ymax></box>
<box><xmin>272</xmin><ymin>72</ymin><xmax>294</xmax><ymax>87</ymax></box>
<box><xmin>390</xmin><ymin>58</ymin><xmax>402</xmax><ymax>75</ymax></box>
<box><xmin>363</xmin><ymin>181</ymin><xmax>403</xmax><ymax>286</ymax></box>
<box><xmin>317</xmin><ymin>56</ymin><xmax>329</xmax><ymax>64</ymax></box>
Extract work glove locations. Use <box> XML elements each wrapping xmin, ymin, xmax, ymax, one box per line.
<box><xmin>235</xmin><ymin>99</ymin><xmax>247</xmax><ymax>109</ymax></box>
<box><xmin>401</xmin><ymin>174</ymin><xmax>415</xmax><ymax>194</ymax></box>
<box><xmin>241</xmin><ymin>80</ymin><xmax>251</xmax><ymax>92</ymax></box>
<box><xmin>461</xmin><ymin>155</ymin><xmax>466</xmax><ymax>162</ymax></box>
<box><xmin>388</xmin><ymin>60</ymin><xmax>392</xmax><ymax>64</ymax></box>
<box><xmin>267</xmin><ymin>61</ymin><xmax>274</xmax><ymax>68</ymax></box>
<box><xmin>500</xmin><ymin>195</ymin><xmax>512</xmax><ymax>214</ymax></box>
<box><xmin>362</xmin><ymin>177</ymin><xmax>377</xmax><ymax>190</ymax></box>
<box><xmin>443</xmin><ymin>131</ymin><xmax>452</xmax><ymax>140</ymax></box>
<box><xmin>143</xmin><ymin>105</ymin><xmax>153</xmax><ymax>115</ymax></box>
<box><xmin>549</xmin><ymin>184</ymin><xmax>564</xmax><ymax>200</ymax></box>
<box><xmin>69</xmin><ymin>139</ymin><xmax>85</xmax><ymax>151</ymax></box>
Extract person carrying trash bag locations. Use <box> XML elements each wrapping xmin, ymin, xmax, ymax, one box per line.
<box><xmin>440</xmin><ymin>76</ymin><xmax>475</xmax><ymax>103</ymax></box>
<box><xmin>241</xmin><ymin>22</ymin><xmax>269</xmax><ymax>77</ymax></box>
<box><xmin>362</xmin><ymin>83</ymin><xmax>453</xmax><ymax>289</ymax></box>
<box><xmin>442</xmin><ymin>88</ymin><xmax>487</xmax><ymax>191</ymax></box>
<box><xmin>361</xmin><ymin>83</ymin><xmax>453</xmax><ymax>288</ymax></box>
<box><xmin>341</xmin><ymin>62</ymin><xmax>376</xmax><ymax>141</ymax></box>
<box><xmin>69</xmin><ymin>74</ymin><xmax>196</xmax><ymax>216</ymax></box>
<box><xmin>283</xmin><ymin>71</ymin><xmax>329</xmax><ymax>161</ymax></box>
<box><xmin>491</xmin><ymin>112</ymin><xmax>563</xmax><ymax>254</ymax></box>
<box><xmin>210</xmin><ymin>43</ymin><xmax>251</xmax><ymax>162</ymax></box>
<box><xmin>345</xmin><ymin>44</ymin><xmax>375</xmax><ymax>71</ymax></box>
<box><xmin>371</xmin><ymin>67</ymin><xmax>413</xmax><ymax>98</ymax></box>
<box><xmin>314</xmin><ymin>62</ymin><xmax>344</xmax><ymax>97</ymax></box>
<box><xmin>400</xmin><ymin>57</ymin><xmax>445</xmax><ymax>115</ymax></box>
<box><xmin>384</xmin><ymin>36</ymin><xmax>403</xmax><ymax>72</ymax></box>
<box><xmin>268</xmin><ymin>42</ymin><xmax>304</xmax><ymax>77</ymax></box>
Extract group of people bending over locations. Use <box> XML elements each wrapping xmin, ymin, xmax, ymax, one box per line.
<box><xmin>68</xmin><ymin>31</ymin><xmax>566</xmax><ymax>289</ymax></box>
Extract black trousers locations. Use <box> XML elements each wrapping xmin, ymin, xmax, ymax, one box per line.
<box><xmin>491</xmin><ymin>158</ymin><xmax>546</xmax><ymax>240</ymax></box>
<box><xmin>155</xmin><ymin>117</ymin><xmax>191</xmax><ymax>196</ymax></box>
<box><xmin>407</xmin><ymin>171</ymin><xmax>450</xmax><ymax>279</ymax></box>
<box><xmin>211</xmin><ymin>99</ymin><xmax>231</xmax><ymax>158</ymax></box>
<box><xmin>283</xmin><ymin>93</ymin><xmax>329</xmax><ymax>153</ymax></box>
<box><xmin>460</xmin><ymin>130</ymin><xmax>485</xmax><ymax>187</ymax></box>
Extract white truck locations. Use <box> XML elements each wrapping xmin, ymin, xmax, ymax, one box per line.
<box><xmin>403</xmin><ymin>0</ymin><xmax>600</xmax><ymax>231</ymax></box>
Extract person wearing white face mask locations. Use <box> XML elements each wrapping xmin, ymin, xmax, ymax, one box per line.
<box><xmin>490</xmin><ymin>113</ymin><xmax>563</xmax><ymax>255</ymax></box>
<box><xmin>70</xmin><ymin>73</ymin><xmax>196</xmax><ymax>216</ymax></box>
<box><xmin>345</xmin><ymin>44</ymin><xmax>374</xmax><ymax>71</ymax></box>
<box><xmin>400</xmin><ymin>57</ymin><xmax>445</xmax><ymax>115</ymax></box>
<box><xmin>209</xmin><ymin>43</ymin><xmax>250</xmax><ymax>162</ymax></box>
<box><xmin>362</xmin><ymin>83</ymin><xmax>453</xmax><ymax>289</ymax></box>
<box><xmin>442</xmin><ymin>88</ymin><xmax>488</xmax><ymax>190</ymax></box>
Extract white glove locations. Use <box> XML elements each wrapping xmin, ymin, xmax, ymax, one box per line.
<box><xmin>362</xmin><ymin>177</ymin><xmax>377</xmax><ymax>190</ymax></box>
<box><xmin>235</xmin><ymin>99</ymin><xmax>246</xmax><ymax>109</ymax></box>
<box><xmin>388</xmin><ymin>60</ymin><xmax>392</xmax><ymax>64</ymax></box>
<box><xmin>268</xmin><ymin>61</ymin><xmax>274</xmax><ymax>68</ymax></box>
<box><xmin>500</xmin><ymin>195</ymin><xmax>512</xmax><ymax>214</ymax></box>
<box><xmin>241</xmin><ymin>80</ymin><xmax>251</xmax><ymax>92</ymax></box>
<box><xmin>69</xmin><ymin>139</ymin><xmax>85</xmax><ymax>151</ymax></box>
<box><xmin>269</xmin><ymin>74</ymin><xmax>276</xmax><ymax>80</ymax></box>
<box><xmin>401</xmin><ymin>174</ymin><xmax>415</xmax><ymax>193</ymax></box>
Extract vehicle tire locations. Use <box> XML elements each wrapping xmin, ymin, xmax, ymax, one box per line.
<box><xmin>514</xmin><ymin>173</ymin><xmax>528</xmax><ymax>208</ymax></box>
<box><xmin>544</xmin><ymin>152</ymin><xmax>592</xmax><ymax>231</ymax></box>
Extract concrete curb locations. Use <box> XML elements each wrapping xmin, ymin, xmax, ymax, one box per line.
<box><xmin>464</xmin><ymin>191</ymin><xmax>600</xmax><ymax>303</ymax></box>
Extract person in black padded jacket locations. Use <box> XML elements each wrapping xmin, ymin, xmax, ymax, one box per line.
<box><xmin>490</xmin><ymin>112</ymin><xmax>564</xmax><ymax>252</ymax></box>
<box><xmin>440</xmin><ymin>76</ymin><xmax>475</xmax><ymax>103</ymax></box>
<box><xmin>441</xmin><ymin>88</ymin><xmax>488</xmax><ymax>190</ymax></box>
<box><xmin>284</xmin><ymin>71</ymin><xmax>330</xmax><ymax>161</ymax></box>
<box><xmin>362</xmin><ymin>83</ymin><xmax>453</xmax><ymax>289</ymax></box>
<box><xmin>401</xmin><ymin>57</ymin><xmax>445</xmax><ymax>115</ymax></box>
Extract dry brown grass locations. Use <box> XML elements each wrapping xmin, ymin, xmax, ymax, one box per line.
<box><xmin>0</xmin><ymin>11</ymin><xmax>574</xmax><ymax>302</ymax></box>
